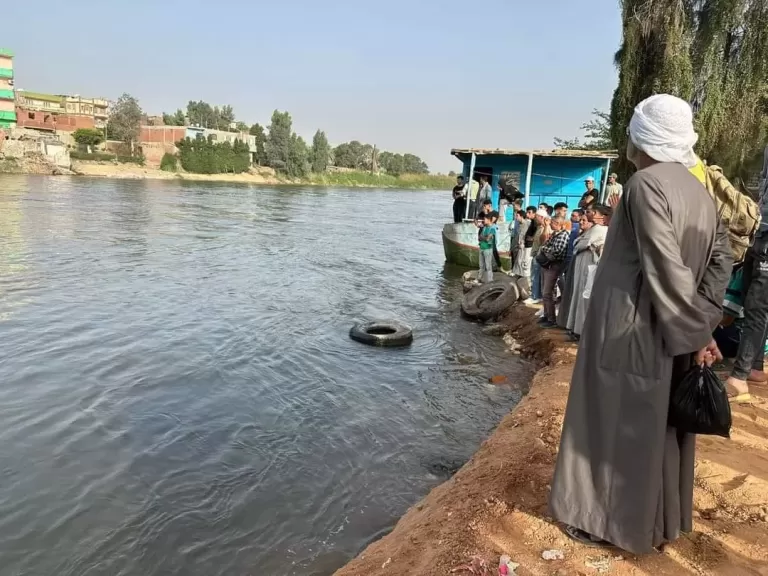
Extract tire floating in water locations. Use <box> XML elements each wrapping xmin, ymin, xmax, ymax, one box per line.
<box><xmin>349</xmin><ymin>321</ymin><xmax>414</xmax><ymax>347</ymax></box>
<box><xmin>461</xmin><ymin>280</ymin><xmax>520</xmax><ymax>322</ymax></box>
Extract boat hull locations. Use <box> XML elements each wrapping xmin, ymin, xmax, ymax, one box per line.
<box><xmin>442</xmin><ymin>223</ymin><xmax>512</xmax><ymax>268</ymax></box>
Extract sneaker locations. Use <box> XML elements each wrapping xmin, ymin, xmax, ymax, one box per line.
<box><xmin>540</xmin><ymin>320</ymin><xmax>557</xmax><ymax>328</ymax></box>
<box><xmin>523</xmin><ymin>298</ymin><xmax>536</xmax><ymax>305</ymax></box>
<box><xmin>535</xmin><ymin>309</ymin><xmax>545</xmax><ymax>318</ymax></box>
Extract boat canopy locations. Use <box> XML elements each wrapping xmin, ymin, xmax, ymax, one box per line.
<box><xmin>451</xmin><ymin>148</ymin><xmax>618</xmax><ymax>163</ymax></box>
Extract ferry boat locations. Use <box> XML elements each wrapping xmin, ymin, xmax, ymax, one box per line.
<box><xmin>443</xmin><ymin>147</ymin><xmax>618</xmax><ymax>267</ymax></box>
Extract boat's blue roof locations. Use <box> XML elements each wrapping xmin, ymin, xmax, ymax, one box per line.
<box><xmin>451</xmin><ymin>148</ymin><xmax>618</xmax><ymax>160</ymax></box>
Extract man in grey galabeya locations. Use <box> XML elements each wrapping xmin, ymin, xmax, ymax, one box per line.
<box><xmin>549</xmin><ymin>94</ymin><xmax>732</xmax><ymax>554</ymax></box>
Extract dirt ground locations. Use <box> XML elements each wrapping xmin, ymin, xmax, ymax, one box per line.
<box><xmin>333</xmin><ymin>306</ymin><xmax>768</xmax><ymax>576</ymax></box>
<box><xmin>71</xmin><ymin>161</ymin><xmax>282</xmax><ymax>184</ymax></box>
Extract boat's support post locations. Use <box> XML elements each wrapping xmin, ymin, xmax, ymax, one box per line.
<box><xmin>601</xmin><ymin>158</ymin><xmax>611</xmax><ymax>202</ymax></box>
<box><xmin>463</xmin><ymin>152</ymin><xmax>476</xmax><ymax>220</ymax></box>
<box><xmin>524</xmin><ymin>153</ymin><xmax>533</xmax><ymax>209</ymax></box>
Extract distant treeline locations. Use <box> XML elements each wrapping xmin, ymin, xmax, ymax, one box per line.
<box><xmin>161</xmin><ymin>101</ymin><xmax>432</xmax><ymax>177</ymax></box>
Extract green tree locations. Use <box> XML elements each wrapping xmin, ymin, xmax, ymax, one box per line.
<box><xmin>554</xmin><ymin>109</ymin><xmax>612</xmax><ymax>150</ymax></box>
<box><xmin>107</xmin><ymin>93</ymin><xmax>143</xmax><ymax>150</ymax></box>
<box><xmin>402</xmin><ymin>153</ymin><xmax>429</xmax><ymax>174</ymax></box>
<box><xmin>249</xmin><ymin>123</ymin><xmax>268</xmax><ymax>165</ymax></box>
<box><xmin>175</xmin><ymin>134</ymin><xmax>250</xmax><ymax>174</ymax></box>
<box><xmin>235</xmin><ymin>121</ymin><xmax>249</xmax><ymax>132</ymax></box>
<box><xmin>287</xmin><ymin>134</ymin><xmax>310</xmax><ymax>178</ymax></box>
<box><xmin>162</xmin><ymin>109</ymin><xmax>186</xmax><ymax>126</ymax></box>
<box><xmin>333</xmin><ymin>142</ymin><xmax>354</xmax><ymax>168</ymax></box>
<box><xmin>187</xmin><ymin>101</ymin><xmax>209</xmax><ymax>127</ymax></box>
<box><xmin>265</xmin><ymin>110</ymin><xmax>293</xmax><ymax>171</ymax></box>
<box><xmin>310</xmin><ymin>130</ymin><xmax>331</xmax><ymax>173</ymax></box>
<box><xmin>73</xmin><ymin>128</ymin><xmax>104</xmax><ymax>150</ymax></box>
<box><xmin>218</xmin><ymin>105</ymin><xmax>236</xmax><ymax>131</ymax></box>
<box><xmin>610</xmin><ymin>0</ymin><xmax>768</xmax><ymax>178</ymax></box>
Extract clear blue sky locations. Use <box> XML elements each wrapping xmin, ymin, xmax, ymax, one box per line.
<box><xmin>4</xmin><ymin>0</ymin><xmax>621</xmax><ymax>173</ymax></box>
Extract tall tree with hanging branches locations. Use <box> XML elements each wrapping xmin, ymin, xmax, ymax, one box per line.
<box><xmin>610</xmin><ymin>0</ymin><xmax>768</xmax><ymax>180</ymax></box>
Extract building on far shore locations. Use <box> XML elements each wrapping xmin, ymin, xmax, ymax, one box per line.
<box><xmin>0</xmin><ymin>48</ymin><xmax>16</xmax><ymax>129</ymax></box>
<box><xmin>15</xmin><ymin>90</ymin><xmax>110</xmax><ymax>132</ymax></box>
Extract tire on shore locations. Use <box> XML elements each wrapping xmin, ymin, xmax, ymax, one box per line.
<box><xmin>461</xmin><ymin>280</ymin><xmax>520</xmax><ymax>322</ymax></box>
<box><xmin>349</xmin><ymin>321</ymin><xmax>414</xmax><ymax>347</ymax></box>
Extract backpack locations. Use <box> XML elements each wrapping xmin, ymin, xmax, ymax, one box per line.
<box><xmin>702</xmin><ymin>164</ymin><xmax>761</xmax><ymax>263</ymax></box>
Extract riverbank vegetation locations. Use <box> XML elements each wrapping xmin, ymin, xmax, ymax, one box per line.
<box><xmin>308</xmin><ymin>170</ymin><xmax>453</xmax><ymax>189</ymax></box>
<box><xmin>556</xmin><ymin>0</ymin><xmax>768</xmax><ymax>181</ymax></box>
<box><xmin>158</xmin><ymin>101</ymin><xmax>436</xmax><ymax>180</ymax></box>
<box><xmin>175</xmin><ymin>136</ymin><xmax>251</xmax><ymax>174</ymax></box>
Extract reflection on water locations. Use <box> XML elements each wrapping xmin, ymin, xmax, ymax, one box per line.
<box><xmin>0</xmin><ymin>177</ymin><xmax>530</xmax><ymax>576</ymax></box>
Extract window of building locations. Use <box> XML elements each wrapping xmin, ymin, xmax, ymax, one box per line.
<box><xmin>28</xmin><ymin>112</ymin><xmax>35</xmax><ymax>119</ymax></box>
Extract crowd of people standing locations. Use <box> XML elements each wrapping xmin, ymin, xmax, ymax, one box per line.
<box><xmin>452</xmin><ymin>93</ymin><xmax>768</xmax><ymax>557</ymax></box>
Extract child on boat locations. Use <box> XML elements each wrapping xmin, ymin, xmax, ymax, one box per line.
<box><xmin>478</xmin><ymin>212</ymin><xmax>496</xmax><ymax>284</ymax></box>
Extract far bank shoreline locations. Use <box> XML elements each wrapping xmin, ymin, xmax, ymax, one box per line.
<box><xmin>1</xmin><ymin>159</ymin><xmax>454</xmax><ymax>190</ymax></box>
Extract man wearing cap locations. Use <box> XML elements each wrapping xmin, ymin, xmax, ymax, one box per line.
<box><xmin>549</xmin><ymin>94</ymin><xmax>732</xmax><ymax>554</ymax></box>
<box><xmin>578</xmin><ymin>177</ymin><xmax>598</xmax><ymax>209</ymax></box>
<box><xmin>605</xmin><ymin>172</ymin><xmax>623</xmax><ymax>206</ymax></box>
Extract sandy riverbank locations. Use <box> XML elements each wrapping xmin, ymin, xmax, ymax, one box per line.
<box><xmin>71</xmin><ymin>161</ymin><xmax>285</xmax><ymax>184</ymax></box>
<box><xmin>68</xmin><ymin>162</ymin><xmax>453</xmax><ymax>189</ymax></box>
<box><xmin>334</xmin><ymin>306</ymin><xmax>768</xmax><ymax>576</ymax></box>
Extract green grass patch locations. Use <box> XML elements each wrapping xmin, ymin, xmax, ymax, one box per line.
<box><xmin>307</xmin><ymin>171</ymin><xmax>453</xmax><ymax>189</ymax></box>
<box><xmin>70</xmin><ymin>151</ymin><xmax>116</xmax><ymax>161</ymax></box>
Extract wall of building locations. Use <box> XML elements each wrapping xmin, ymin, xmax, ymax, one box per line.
<box><xmin>0</xmin><ymin>134</ymin><xmax>71</xmax><ymax>169</ymax></box>
<box><xmin>0</xmin><ymin>55</ymin><xmax>12</xmax><ymax>70</ymax></box>
<box><xmin>140</xmin><ymin>125</ymin><xmax>186</xmax><ymax>144</ymax></box>
<box><xmin>15</xmin><ymin>107</ymin><xmax>95</xmax><ymax>131</ymax></box>
<box><xmin>0</xmin><ymin>100</ymin><xmax>13</xmax><ymax>113</ymax></box>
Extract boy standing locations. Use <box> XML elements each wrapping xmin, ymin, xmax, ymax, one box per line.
<box><xmin>478</xmin><ymin>213</ymin><xmax>496</xmax><ymax>283</ymax></box>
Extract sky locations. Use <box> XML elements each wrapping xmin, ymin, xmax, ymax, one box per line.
<box><xmin>3</xmin><ymin>0</ymin><xmax>622</xmax><ymax>173</ymax></box>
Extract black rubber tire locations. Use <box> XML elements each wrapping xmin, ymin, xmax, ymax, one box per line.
<box><xmin>461</xmin><ymin>280</ymin><xmax>520</xmax><ymax>321</ymax></box>
<box><xmin>349</xmin><ymin>321</ymin><xmax>413</xmax><ymax>347</ymax></box>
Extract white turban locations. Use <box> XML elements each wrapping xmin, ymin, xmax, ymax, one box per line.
<box><xmin>535</xmin><ymin>208</ymin><xmax>550</xmax><ymax>219</ymax></box>
<box><xmin>628</xmin><ymin>94</ymin><xmax>698</xmax><ymax>168</ymax></box>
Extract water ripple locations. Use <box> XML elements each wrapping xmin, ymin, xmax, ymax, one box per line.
<box><xmin>0</xmin><ymin>178</ymin><xmax>530</xmax><ymax>576</ymax></box>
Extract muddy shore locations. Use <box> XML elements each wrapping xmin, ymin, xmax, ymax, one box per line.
<box><xmin>333</xmin><ymin>306</ymin><xmax>768</xmax><ymax>576</ymax></box>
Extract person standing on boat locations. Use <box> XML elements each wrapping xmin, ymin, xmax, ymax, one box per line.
<box><xmin>605</xmin><ymin>172</ymin><xmax>623</xmax><ymax>207</ymax></box>
<box><xmin>578</xmin><ymin>177</ymin><xmax>598</xmax><ymax>209</ymax></box>
<box><xmin>475</xmin><ymin>175</ymin><xmax>492</xmax><ymax>218</ymax></box>
<box><xmin>452</xmin><ymin>175</ymin><xmax>467</xmax><ymax>223</ymax></box>
<box><xmin>467</xmin><ymin>177</ymin><xmax>480</xmax><ymax>219</ymax></box>
<box><xmin>549</xmin><ymin>94</ymin><xmax>732</xmax><ymax>554</ymax></box>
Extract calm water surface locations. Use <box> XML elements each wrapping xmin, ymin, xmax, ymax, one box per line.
<box><xmin>0</xmin><ymin>176</ymin><xmax>529</xmax><ymax>576</ymax></box>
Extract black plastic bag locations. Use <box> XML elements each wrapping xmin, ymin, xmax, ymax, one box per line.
<box><xmin>668</xmin><ymin>365</ymin><xmax>732</xmax><ymax>438</ymax></box>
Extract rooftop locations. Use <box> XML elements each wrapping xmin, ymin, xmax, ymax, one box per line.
<box><xmin>0</xmin><ymin>48</ymin><xmax>13</xmax><ymax>58</ymax></box>
<box><xmin>451</xmin><ymin>147</ymin><xmax>619</xmax><ymax>160</ymax></box>
<box><xmin>17</xmin><ymin>91</ymin><xmax>64</xmax><ymax>103</ymax></box>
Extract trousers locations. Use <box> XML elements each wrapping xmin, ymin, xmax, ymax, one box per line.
<box><xmin>732</xmin><ymin>235</ymin><xmax>768</xmax><ymax>380</ymax></box>
<box><xmin>479</xmin><ymin>249</ymin><xmax>494</xmax><ymax>283</ymax></box>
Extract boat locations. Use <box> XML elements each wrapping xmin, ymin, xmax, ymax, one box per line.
<box><xmin>443</xmin><ymin>147</ymin><xmax>618</xmax><ymax>268</ymax></box>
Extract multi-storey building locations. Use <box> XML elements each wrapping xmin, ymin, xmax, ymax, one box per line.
<box><xmin>0</xmin><ymin>48</ymin><xmax>15</xmax><ymax>129</ymax></box>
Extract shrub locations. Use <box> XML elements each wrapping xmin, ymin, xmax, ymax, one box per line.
<box><xmin>117</xmin><ymin>155</ymin><xmax>145</xmax><ymax>166</ymax></box>
<box><xmin>70</xmin><ymin>151</ymin><xmax>116</xmax><ymax>161</ymax></box>
<box><xmin>160</xmin><ymin>153</ymin><xmax>178</xmax><ymax>172</ymax></box>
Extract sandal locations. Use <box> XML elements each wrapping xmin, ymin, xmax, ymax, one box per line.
<box><xmin>725</xmin><ymin>381</ymin><xmax>752</xmax><ymax>404</ymax></box>
<box><xmin>564</xmin><ymin>525</ymin><xmax>612</xmax><ymax>548</ymax></box>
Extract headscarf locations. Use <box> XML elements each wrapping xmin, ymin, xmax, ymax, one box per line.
<box><xmin>628</xmin><ymin>94</ymin><xmax>698</xmax><ymax>168</ymax></box>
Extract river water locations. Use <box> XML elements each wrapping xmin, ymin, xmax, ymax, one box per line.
<box><xmin>0</xmin><ymin>176</ymin><xmax>529</xmax><ymax>576</ymax></box>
